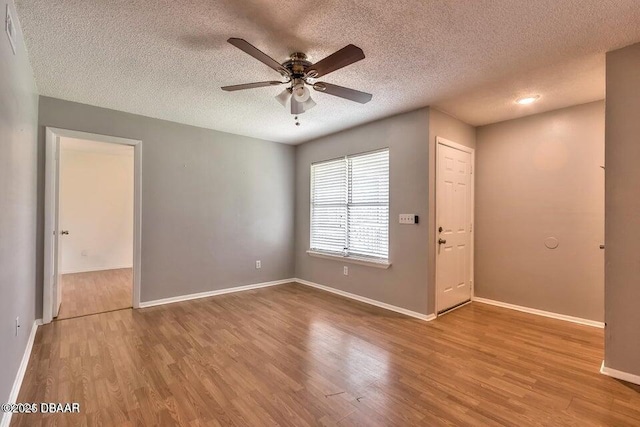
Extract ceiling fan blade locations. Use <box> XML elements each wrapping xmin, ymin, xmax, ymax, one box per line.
<box><xmin>313</xmin><ymin>82</ymin><xmax>372</xmax><ymax>104</ymax></box>
<box><xmin>305</xmin><ymin>45</ymin><xmax>365</xmax><ymax>78</ymax></box>
<box><xmin>227</xmin><ymin>38</ymin><xmax>288</xmax><ymax>75</ymax></box>
<box><xmin>291</xmin><ymin>98</ymin><xmax>304</xmax><ymax>114</ymax></box>
<box><xmin>221</xmin><ymin>81</ymin><xmax>284</xmax><ymax>91</ymax></box>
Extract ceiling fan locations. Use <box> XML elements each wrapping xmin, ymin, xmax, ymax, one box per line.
<box><xmin>221</xmin><ymin>38</ymin><xmax>372</xmax><ymax>115</ymax></box>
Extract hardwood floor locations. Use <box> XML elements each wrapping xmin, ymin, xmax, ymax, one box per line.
<box><xmin>13</xmin><ymin>283</ymin><xmax>640</xmax><ymax>426</ymax></box>
<box><xmin>57</xmin><ymin>268</ymin><xmax>132</xmax><ymax>320</ymax></box>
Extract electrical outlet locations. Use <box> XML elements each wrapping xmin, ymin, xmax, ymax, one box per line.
<box><xmin>399</xmin><ymin>214</ymin><xmax>418</xmax><ymax>224</ymax></box>
<box><xmin>15</xmin><ymin>317</ymin><xmax>20</xmax><ymax>337</ymax></box>
<box><xmin>343</xmin><ymin>266</ymin><xmax>348</xmax><ymax>276</ymax></box>
<box><xmin>256</xmin><ymin>260</ymin><xmax>261</xmax><ymax>269</ymax></box>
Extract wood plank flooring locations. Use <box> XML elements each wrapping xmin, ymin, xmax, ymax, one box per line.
<box><xmin>57</xmin><ymin>268</ymin><xmax>132</xmax><ymax>320</ymax></box>
<box><xmin>13</xmin><ymin>283</ymin><xmax>640</xmax><ymax>426</ymax></box>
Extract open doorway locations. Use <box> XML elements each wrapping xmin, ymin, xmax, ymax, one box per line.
<box><xmin>57</xmin><ymin>137</ymin><xmax>134</xmax><ymax>319</ymax></box>
<box><xmin>44</xmin><ymin>128</ymin><xmax>141</xmax><ymax>323</ymax></box>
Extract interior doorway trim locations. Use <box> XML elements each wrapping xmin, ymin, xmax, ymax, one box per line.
<box><xmin>43</xmin><ymin>127</ymin><xmax>142</xmax><ymax>324</ymax></box>
<box><xmin>434</xmin><ymin>136</ymin><xmax>475</xmax><ymax>315</ymax></box>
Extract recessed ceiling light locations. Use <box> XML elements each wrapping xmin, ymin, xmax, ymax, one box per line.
<box><xmin>516</xmin><ymin>95</ymin><xmax>540</xmax><ymax>105</ymax></box>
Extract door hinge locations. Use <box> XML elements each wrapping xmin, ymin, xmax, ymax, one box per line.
<box><xmin>470</xmin><ymin>223</ymin><xmax>473</xmax><ymax>232</ymax></box>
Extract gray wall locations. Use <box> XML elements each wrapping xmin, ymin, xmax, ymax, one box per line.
<box><xmin>37</xmin><ymin>97</ymin><xmax>295</xmax><ymax>307</ymax></box>
<box><xmin>0</xmin><ymin>0</ymin><xmax>39</xmax><ymax>405</ymax></box>
<box><xmin>427</xmin><ymin>109</ymin><xmax>476</xmax><ymax>314</ymax></box>
<box><xmin>475</xmin><ymin>101</ymin><xmax>605</xmax><ymax>321</ymax></box>
<box><xmin>605</xmin><ymin>43</ymin><xmax>640</xmax><ymax>376</ymax></box>
<box><xmin>295</xmin><ymin>109</ymin><xmax>431</xmax><ymax>314</ymax></box>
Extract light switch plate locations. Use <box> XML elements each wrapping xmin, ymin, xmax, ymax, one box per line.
<box><xmin>255</xmin><ymin>260</ymin><xmax>261</xmax><ymax>269</ymax></box>
<box><xmin>399</xmin><ymin>214</ymin><xmax>418</xmax><ymax>224</ymax></box>
<box><xmin>5</xmin><ymin>5</ymin><xmax>16</xmax><ymax>55</ymax></box>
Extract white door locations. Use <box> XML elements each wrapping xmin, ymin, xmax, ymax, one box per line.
<box><xmin>436</xmin><ymin>139</ymin><xmax>473</xmax><ymax>313</ymax></box>
<box><xmin>44</xmin><ymin>132</ymin><xmax>63</xmax><ymax>319</ymax></box>
<box><xmin>53</xmin><ymin>139</ymin><xmax>63</xmax><ymax>317</ymax></box>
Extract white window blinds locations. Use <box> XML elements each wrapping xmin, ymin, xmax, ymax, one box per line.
<box><xmin>310</xmin><ymin>158</ymin><xmax>347</xmax><ymax>254</ymax></box>
<box><xmin>310</xmin><ymin>149</ymin><xmax>389</xmax><ymax>260</ymax></box>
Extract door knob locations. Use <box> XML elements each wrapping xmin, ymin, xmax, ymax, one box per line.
<box><xmin>61</xmin><ymin>230</ymin><xmax>69</xmax><ymax>235</ymax></box>
<box><xmin>438</xmin><ymin>238</ymin><xmax>447</xmax><ymax>245</ymax></box>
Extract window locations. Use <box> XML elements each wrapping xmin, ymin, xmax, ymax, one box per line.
<box><xmin>310</xmin><ymin>148</ymin><xmax>389</xmax><ymax>263</ymax></box>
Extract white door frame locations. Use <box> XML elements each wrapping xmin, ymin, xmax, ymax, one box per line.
<box><xmin>434</xmin><ymin>136</ymin><xmax>475</xmax><ymax>314</ymax></box>
<box><xmin>43</xmin><ymin>127</ymin><xmax>142</xmax><ymax>324</ymax></box>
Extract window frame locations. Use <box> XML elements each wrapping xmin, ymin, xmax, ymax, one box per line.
<box><xmin>308</xmin><ymin>148</ymin><xmax>391</xmax><ymax>268</ymax></box>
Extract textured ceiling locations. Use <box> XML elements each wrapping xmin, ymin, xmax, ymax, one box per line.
<box><xmin>15</xmin><ymin>0</ymin><xmax>640</xmax><ymax>144</ymax></box>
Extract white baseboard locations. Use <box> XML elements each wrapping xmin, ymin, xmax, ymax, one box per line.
<box><xmin>138</xmin><ymin>278</ymin><xmax>295</xmax><ymax>308</ymax></box>
<box><xmin>1</xmin><ymin>319</ymin><xmax>42</xmax><ymax>427</ymax></box>
<box><xmin>294</xmin><ymin>278</ymin><xmax>436</xmax><ymax>321</ymax></box>
<box><xmin>61</xmin><ymin>265</ymin><xmax>133</xmax><ymax>275</ymax></box>
<box><xmin>472</xmin><ymin>297</ymin><xmax>604</xmax><ymax>328</ymax></box>
<box><xmin>600</xmin><ymin>361</ymin><xmax>640</xmax><ymax>386</ymax></box>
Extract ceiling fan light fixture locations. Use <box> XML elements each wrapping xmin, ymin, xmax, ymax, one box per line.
<box><xmin>275</xmin><ymin>88</ymin><xmax>291</xmax><ymax>107</ymax></box>
<box><xmin>293</xmin><ymin>83</ymin><xmax>311</xmax><ymax>103</ymax></box>
<box><xmin>302</xmin><ymin>97</ymin><xmax>316</xmax><ymax>112</ymax></box>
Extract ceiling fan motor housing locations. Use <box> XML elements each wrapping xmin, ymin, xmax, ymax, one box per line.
<box><xmin>282</xmin><ymin>52</ymin><xmax>313</xmax><ymax>79</ymax></box>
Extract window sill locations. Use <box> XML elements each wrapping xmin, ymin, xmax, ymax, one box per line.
<box><xmin>306</xmin><ymin>250</ymin><xmax>391</xmax><ymax>269</ymax></box>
